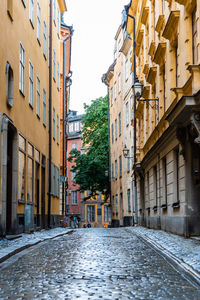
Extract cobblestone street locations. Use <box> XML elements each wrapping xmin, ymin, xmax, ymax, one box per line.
<box><xmin>0</xmin><ymin>228</ymin><xmax>200</xmax><ymax>300</ymax></box>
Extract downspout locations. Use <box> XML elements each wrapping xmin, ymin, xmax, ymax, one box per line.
<box><xmin>62</xmin><ymin>29</ymin><xmax>74</xmax><ymax>215</ymax></box>
<box><xmin>48</xmin><ymin>0</ymin><xmax>53</xmax><ymax>228</ymax></box>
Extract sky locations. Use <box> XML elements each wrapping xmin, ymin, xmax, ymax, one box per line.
<box><xmin>64</xmin><ymin>0</ymin><xmax>129</xmax><ymax>114</ymax></box>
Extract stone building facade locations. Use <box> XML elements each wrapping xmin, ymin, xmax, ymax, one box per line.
<box><xmin>126</xmin><ymin>0</ymin><xmax>200</xmax><ymax>236</ymax></box>
<box><xmin>0</xmin><ymin>0</ymin><xmax>66</xmax><ymax>235</ymax></box>
<box><xmin>103</xmin><ymin>23</ymin><xmax>134</xmax><ymax>227</ymax></box>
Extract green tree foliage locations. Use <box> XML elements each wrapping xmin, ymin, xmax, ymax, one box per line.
<box><xmin>68</xmin><ymin>95</ymin><xmax>109</xmax><ymax>200</ymax></box>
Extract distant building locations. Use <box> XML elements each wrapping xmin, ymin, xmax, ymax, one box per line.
<box><xmin>66</xmin><ymin>110</ymin><xmax>83</xmax><ymax>226</ymax></box>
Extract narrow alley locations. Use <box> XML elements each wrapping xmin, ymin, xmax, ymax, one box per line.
<box><xmin>0</xmin><ymin>228</ymin><xmax>200</xmax><ymax>299</ymax></box>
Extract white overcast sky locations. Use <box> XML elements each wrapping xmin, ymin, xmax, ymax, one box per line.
<box><xmin>64</xmin><ymin>0</ymin><xmax>129</xmax><ymax>114</ymax></box>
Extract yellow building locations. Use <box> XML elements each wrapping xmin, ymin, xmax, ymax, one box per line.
<box><xmin>0</xmin><ymin>0</ymin><xmax>66</xmax><ymax>235</ymax></box>
<box><xmin>103</xmin><ymin>23</ymin><xmax>134</xmax><ymax>227</ymax></box>
<box><xmin>126</xmin><ymin>0</ymin><xmax>200</xmax><ymax>236</ymax></box>
<box><xmin>81</xmin><ymin>191</ymin><xmax>111</xmax><ymax>228</ymax></box>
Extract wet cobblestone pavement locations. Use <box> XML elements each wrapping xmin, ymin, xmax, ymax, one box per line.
<box><xmin>0</xmin><ymin>228</ymin><xmax>200</xmax><ymax>299</ymax></box>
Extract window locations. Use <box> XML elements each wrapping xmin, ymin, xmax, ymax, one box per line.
<box><xmin>118</xmin><ymin>112</ymin><xmax>121</xmax><ymax>136</ymax></box>
<box><xmin>116</xmin><ymin>195</ymin><xmax>118</xmax><ymax>214</ymax></box>
<box><xmin>57</xmin><ymin>8</ymin><xmax>60</xmax><ymax>35</ymax></box>
<box><xmin>71</xmin><ymin>191</ymin><xmax>78</xmax><ymax>204</ymax></box>
<box><xmin>69</xmin><ymin>123</ymin><xmax>73</xmax><ymax>133</ymax></box>
<box><xmin>153</xmin><ymin>165</ymin><xmax>158</xmax><ymax>207</ymax></box>
<box><xmin>19</xmin><ymin>44</ymin><xmax>25</xmax><ymax>95</ymax></box>
<box><xmin>112</xmin><ymin>163</ymin><xmax>114</xmax><ymax>180</ymax></box>
<box><xmin>115</xmin><ymin>119</ymin><xmax>117</xmax><ymax>140</ymax></box>
<box><xmin>127</xmin><ymin>189</ymin><xmax>131</xmax><ymax>212</ymax></box>
<box><xmin>104</xmin><ymin>205</ymin><xmax>109</xmax><ymax>222</ymax></box>
<box><xmin>115</xmin><ymin>160</ymin><xmax>117</xmax><ymax>179</ymax></box>
<box><xmin>127</xmin><ymin>155</ymin><xmax>130</xmax><ymax>172</ymax></box>
<box><xmin>130</xmin><ymin>96</ymin><xmax>134</xmax><ymax>120</ymax></box>
<box><xmin>71</xmin><ymin>142</ymin><xmax>77</xmax><ymax>150</ymax></box>
<box><xmin>125</xmin><ymin>59</ymin><xmax>129</xmax><ymax>81</ymax></box>
<box><xmin>43</xmin><ymin>21</ymin><xmax>47</xmax><ymax>58</ymax></box>
<box><xmin>53</xmin><ymin>108</ymin><xmax>55</xmax><ymax>139</ymax></box>
<box><xmin>74</xmin><ymin>122</ymin><xmax>80</xmax><ymax>132</ymax></box>
<box><xmin>87</xmin><ymin>205</ymin><xmax>95</xmax><ymax>222</ymax></box>
<box><xmin>29</xmin><ymin>0</ymin><xmax>34</xmax><ymax>25</ymax></box>
<box><xmin>118</xmin><ymin>73</ymin><xmax>121</xmax><ymax>93</ymax></box>
<box><xmin>18</xmin><ymin>135</ymin><xmax>26</xmax><ymax>202</ymax></box>
<box><xmin>37</xmin><ymin>2</ymin><xmax>41</xmax><ymax>42</ymax></box>
<box><xmin>110</xmin><ymin>87</ymin><xmax>113</xmax><ymax>106</ymax></box>
<box><xmin>43</xmin><ymin>89</ymin><xmax>46</xmax><ymax>126</ymax></box>
<box><xmin>53</xmin><ymin>50</ymin><xmax>56</xmax><ymax>80</ymax></box>
<box><xmin>29</xmin><ymin>61</ymin><xmax>33</xmax><ymax>107</ymax></box>
<box><xmin>36</xmin><ymin>76</ymin><xmax>40</xmax><ymax>117</ymax></box>
<box><xmin>53</xmin><ymin>0</ymin><xmax>56</xmax><ymax>24</ymax></box>
<box><xmin>27</xmin><ymin>143</ymin><xmax>34</xmax><ymax>203</ymax></box>
<box><xmin>57</xmin><ymin>115</ymin><xmax>59</xmax><ymax>144</ymax></box>
<box><xmin>174</xmin><ymin>148</ymin><xmax>180</xmax><ymax>204</ymax></box>
<box><xmin>71</xmin><ymin>169</ymin><xmax>76</xmax><ymax>181</ymax></box>
<box><xmin>192</xmin><ymin>7</ymin><xmax>198</xmax><ymax>64</ymax></box>
<box><xmin>126</xmin><ymin>102</ymin><xmax>129</xmax><ymax>125</ymax></box>
<box><xmin>119</xmin><ymin>155</ymin><xmax>122</xmax><ymax>178</ymax></box>
<box><xmin>57</xmin><ymin>62</ymin><xmax>60</xmax><ymax>89</ymax></box>
<box><xmin>111</xmin><ymin>124</ymin><xmax>114</xmax><ymax>144</ymax></box>
<box><xmin>6</xmin><ymin>62</ymin><xmax>14</xmax><ymax>107</ymax></box>
<box><xmin>162</xmin><ymin>157</ymin><xmax>167</xmax><ymax>205</ymax></box>
<box><xmin>114</xmin><ymin>82</ymin><xmax>117</xmax><ymax>99</ymax></box>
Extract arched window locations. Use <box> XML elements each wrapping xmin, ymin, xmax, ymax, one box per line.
<box><xmin>6</xmin><ymin>62</ymin><xmax>14</xmax><ymax>107</ymax></box>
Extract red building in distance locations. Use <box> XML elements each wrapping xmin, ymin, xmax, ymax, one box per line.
<box><xmin>66</xmin><ymin>110</ymin><xmax>83</xmax><ymax>226</ymax></box>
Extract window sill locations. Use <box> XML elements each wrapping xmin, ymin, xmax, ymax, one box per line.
<box><xmin>37</xmin><ymin>38</ymin><xmax>41</xmax><ymax>46</ymax></box>
<box><xmin>27</xmin><ymin>201</ymin><xmax>33</xmax><ymax>205</ymax></box>
<box><xmin>161</xmin><ymin>204</ymin><xmax>167</xmax><ymax>209</ymax></box>
<box><xmin>29</xmin><ymin>19</ymin><xmax>34</xmax><ymax>29</ymax></box>
<box><xmin>29</xmin><ymin>103</ymin><xmax>33</xmax><ymax>109</ymax></box>
<box><xmin>172</xmin><ymin>202</ymin><xmax>180</xmax><ymax>209</ymax></box>
<box><xmin>153</xmin><ymin>205</ymin><xmax>158</xmax><ymax>211</ymax></box>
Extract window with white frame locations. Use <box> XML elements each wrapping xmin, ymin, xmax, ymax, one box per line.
<box><xmin>43</xmin><ymin>89</ymin><xmax>46</xmax><ymax>126</ymax></box>
<box><xmin>119</xmin><ymin>155</ymin><xmax>122</xmax><ymax>178</ymax></box>
<box><xmin>115</xmin><ymin>119</ymin><xmax>117</xmax><ymax>140</ymax></box>
<box><xmin>110</xmin><ymin>87</ymin><xmax>113</xmax><ymax>106</ymax></box>
<box><xmin>87</xmin><ymin>205</ymin><xmax>95</xmax><ymax>222</ymax></box>
<box><xmin>127</xmin><ymin>156</ymin><xmax>130</xmax><ymax>172</ymax></box>
<box><xmin>130</xmin><ymin>96</ymin><xmax>134</xmax><ymax>120</ymax></box>
<box><xmin>71</xmin><ymin>191</ymin><xmax>78</xmax><ymax>204</ymax></box>
<box><xmin>125</xmin><ymin>59</ymin><xmax>129</xmax><ymax>81</ymax></box>
<box><xmin>53</xmin><ymin>50</ymin><xmax>56</xmax><ymax>80</ymax></box>
<box><xmin>43</xmin><ymin>21</ymin><xmax>47</xmax><ymax>58</ymax></box>
<box><xmin>69</xmin><ymin>123</ymin><xmax>73</xmax><ymax>133</ymax></box>
<box><xmin>57</xmin><ymin>8</ymin><xmax>60</xmax><ymax>35</ymax></box>
<box><xmin>57</xmin><ymin>114</ymin><xmax>59</xmax><ymax>144</ymax></box>
<box><xmin>115</xmin><ymin>160</ymin><xmax>117</xmax><ymax>179</ymax></box>
<box><xmin>29</xmin><ymin>61</ymin><xmax>33</xmax><ymax>106</ymax></box>
<box><xmin>53</xmin><ymin>107</ymin><xmax>55</xmax><ymax>139</ymax></box>
<box><xmin>111</xmin><ymin>123</ymin><xmax>114</xmax><ymax>144</ymax></box>
<box><xmin>19</xmin><ymin>44</ymin><xmax>25</xmax><ymax>95</ymax></box>
<box><xmin>57</xmin><ymin>62</ymin><xmax>60</xmax><ymax>89</ymax></box>
<box><xmin>53</xmin><ymin>0</ymin><xmax>56</xmax><ymax>24</ymax></box>
<box><xmin>118</xmin><ymin>73</ymin><xmax>121</xmax><ymax>93</ymax></box>
<box><xmin>74</xmin><ymin>122</ymin><xmax>80</xmax><ymax>132</ymax></box>
<box><xmin>127</xmin><ymin>189</ymin><xmax>131</xmax><ymax>212</ymax></box>
<box><xmin>36</xmin><ymin>76</ymin><xmax>40</xmax><ymax>117</ymax></box>
<box><xmin>116</xmin><ymin>194</ymin><xmax>118</xmax><ymax>214</ymax></box>
<box><xmin>126</xmin><ymin>101</ymin><xmax>129</xmax><ymax>125</ymax></box>
<box><xmin>37</xmin><ymin>2</ymin><xmax>41</xmax><ymax>42</ymax></box>
<box><xmin>114</xmin><ymin>82</ymin><xmax>117</xmax><ymax>99</ymax></box>
<box><xmin>71</xmin><ymin>142</ymin><xmax>77</xmax><ymax>150</ymax></box>
<box><xmin>29</xmin><ymin>0</ymin><xmax>34</xmax><ymax>25</ymax></box>
<box><xmin>118</xmin><ymin>112</ymin><xmax>121</xmax><ymax>136</ymax></box>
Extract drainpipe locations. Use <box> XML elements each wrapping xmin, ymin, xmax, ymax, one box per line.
<box><xmin>62</xmin><ymin>29</ymin><xmax>74</xmax><ymax>215</ymax></box>
<box><xmin>48</xmin><ymin>0</ymin><xmax>53</xmax><ymax>229</ymax></box>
